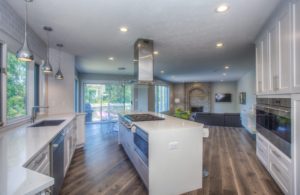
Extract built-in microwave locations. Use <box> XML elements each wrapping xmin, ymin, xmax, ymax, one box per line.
<box><xmin>256</xmin><ymin>98</ymin><xmax>291</xmax><ymax>157</ymax></box>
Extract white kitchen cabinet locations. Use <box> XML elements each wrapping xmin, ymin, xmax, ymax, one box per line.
<box><xmin>256</xmin><ymin>40</ymin><xmax>263</xmax><ymax>94</ymax></box>
<box><xmin>25</xmin><ymin>145</ymin><xmax>50</xmax><ymax>176</ymax></box>
<box><xmin>278</xmin><ymin>3</ymin><xmax>292</xmax><ymax>94</ymax></box>
<box><xmin>76</xmin><ymin>113</ymin><xmax>86</xmax><ymax>148</ymax></box>
<box><xmin>269</xmin><ymin>144</ymin><xmax>292</xmax><ymax>194</ymax></box>
<box><xmin>119</xmin><ymin>123</ymin><xmax>149</xmax><ymax>188</ymax></box>
<box><xmin>292</xmin><ymin>94</ymin><xmax>300</xmax><ymax>195</ymax></box>
<box><xmin>64</xmin><ymin>127</ymin><xmax>70</xmax><ymax>174</ymax></box>
<box><xmin>64</xmin><ymin>119</ymin><xmax>77</xmax><ymax>175</ymax></box>
<box><xmin>262</xmin><ymin>33</ymin><xmax>272</xmax><ymax>93</ymax></box>
<box><xmin>256</xmin><ymin>133</ymin><xmax>269</xmax><ymax>168</ymax></box>
<box><xmin>292</xmin><ymin>2</ymin><xmax>300</xmax><ymax>93</ymax></box>
<box><xmin>270</xmin><ymin>22</ymin><xmax>279</xmax><ymax>91</ymax></box>
<box><xmin>256</xmin><ymin>133</ymin><xmax>292</xmax><ymax>194</ymax></box>
<box><xmin>256</xmin><ymin>2</ymin><xmax>293</xmax><ymax>95</ymax></box>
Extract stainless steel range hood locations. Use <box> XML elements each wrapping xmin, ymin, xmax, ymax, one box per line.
<box><xmin>134</xmin><ymin>39</ymin><xmax>154</xmax><ymax>84</ymax></box>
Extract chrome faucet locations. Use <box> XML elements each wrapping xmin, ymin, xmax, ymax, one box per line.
<box><xmin>31</xmin><ymin>106</ymin><xmax>49</xmax><ymax>123</ymax></box>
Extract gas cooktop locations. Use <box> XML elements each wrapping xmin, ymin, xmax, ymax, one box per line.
<box><xmin>124</xmin><ymin>114</ymin><xmax>165</xmax><ymax>122</ymax></box>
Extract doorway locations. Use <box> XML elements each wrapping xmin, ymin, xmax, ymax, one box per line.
<box><xmin>83</xmin><ymin>83</ymin><xmax>132</xmax><ymax>123</ymax></box>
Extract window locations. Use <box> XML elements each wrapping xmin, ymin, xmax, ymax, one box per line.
<box><xmin>74</xmin><ymin>79</ymin><xmax>78</xmax><ymax>112</ymax></box>
<box><xmin>155</xmin><ymin>85</ymin><xmax>170</xmax><ymax>113</ymax></box>
<box><xmin>34</xmin><ymin>64</ymin><xmax>40</xmax><ymax>112</ymax></box>
<box><xmin>6</xmin><ymin>52</ymin><xmax>28</xmax><ymax>120</ymax></box>
<box><xmin>34</xmin><ymin>64</ymin><xmax>39</xmax><ymax>107</ymax></box>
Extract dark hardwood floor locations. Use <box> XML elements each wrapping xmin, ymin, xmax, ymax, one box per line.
<box><xmin>60</xmin><ymin>123</ymin><xmax>283</xmax><ymax>195</ymax></box>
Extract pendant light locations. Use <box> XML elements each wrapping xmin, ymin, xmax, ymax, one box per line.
<box><xmin>42</xmin><ymin>26</ymin><xmax>53</xmax><ymax>73</ymax></box>
<box><xmin>55</xmin><ymin>44</ymin><xmax>64</xmax><ymax>80</ymax></box>
<box><xmin>16</xmin><ymin>0</ymin><xmax>34</xmax><ymax>62</ymax></box>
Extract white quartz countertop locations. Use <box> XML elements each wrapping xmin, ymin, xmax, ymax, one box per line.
<box><xmin>0</xmin><ymin>114</ymin><xmax>76</xmax><ymax>195</ymax></box>
<box><xmin>120</xmin><ymin>112</ymin><xmax>207</xmax><ymax>135</ymax></box>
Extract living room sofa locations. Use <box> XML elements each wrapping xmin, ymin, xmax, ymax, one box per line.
<box><xmin>194</xmin><ymin>112</ymin><xmax>242</xmax><ymax>127</ymax></box>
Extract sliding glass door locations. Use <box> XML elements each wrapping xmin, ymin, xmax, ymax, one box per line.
<box><xmin>83</xmin><ymin>83</ymin><xmax>132</xmax><ymax>123</ymax></box>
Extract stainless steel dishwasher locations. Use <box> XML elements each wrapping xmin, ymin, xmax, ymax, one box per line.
<box><xmin>50</xmin><ymin>131</ymin><xmax>65</xmax><ymax>195</ymax></box>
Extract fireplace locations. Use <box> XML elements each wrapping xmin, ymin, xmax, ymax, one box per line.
<box><xmin>191</xmin><ymin>106</ymin><xmax>203</xmax><ymax>113</ymax></box>
<box><xmin>185</xmin><ymin>83</ymin><xmax>211</xmax><ymax>112</ymax></box>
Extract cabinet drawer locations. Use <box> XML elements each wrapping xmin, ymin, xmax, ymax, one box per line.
<box><xmin>256</xmin><ymin>134</ymin><xmax>269</xmax><ymax>167</ymax></box>
<box><xmin>269</xmin><ymin>144</ymin><xmax>290</xmax><ymax>172</ymax></box>
<box><xmin>257</xmin><ymin>144</ymin><xmax>268</xmax><ymax>168</ymax></box>
<box><xmin>268</xmin><ymin>144</ymin><xmax>291</xmax><ymax>194</ymax></box>
<box><xmin>269</xmin><ymin>155</ymin><xmax>290</xmax><ymax>194</ymax></box>
<box><xmin>257</xmin><ymin>133</ymin><xmax>269</xmax><ymax>149</ymax></box>
<box><xmin>133</xmin><ymin>149</ymin><xmax>149</xmax><ymax>188</ymax></box>
<box><xmin>26</xmin><ymin>146</ymin><xmax>49</xmax><ymax>172</ymax></box>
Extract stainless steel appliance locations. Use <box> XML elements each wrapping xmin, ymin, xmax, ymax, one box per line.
<box><xmin>256</xmin><ymin>98</ymin><xmax>291</xmax><ymax>157</ymax></box>
<box><xmin>119</xmin><ymin>114</ymin><xmax>164</xmax><ymax>128</ymax></box>
<box><xmin>50</xmin><ymin>131</ymin><xmax>65</xmax><ymax>195</ymax></box>
<box><xmin>119</xmin><ymin>114</ymin><xmax>164</xmax><ymax>165</ymax></box>
<box><xmin>134</xmin><ymin>127</ymin><xmax>149</xmax><ymax>165</ymax></box>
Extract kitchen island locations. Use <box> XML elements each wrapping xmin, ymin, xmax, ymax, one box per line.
<box><xmin>118</xmin><ymin>112</ymin><xmax>209</xmax><ymax>195</ymax></box>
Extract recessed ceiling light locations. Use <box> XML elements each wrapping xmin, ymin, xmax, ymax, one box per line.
<box><xmin>153</xmin><ymin>51</ymin><xmax>159</xmax><ymax>55</ymax></box>
<box><xmin>120</xmin><ymin>26</ymin><xmax>128</xmax><ymax>32</ymax></box>
<box><xmin>216</xmin><ymin>42</ymin><xmax>224</xmax><ymax>48</ymax></box>
<box><xmin>224</xmin><ymin>65</ymin><xmax>230</xmax><ymax>69</ymax></box>
<box><xmin>160</xmin><ymin>70</ymin><xmax>165</xmax><ymax>74</ymax></box>
<box><xmin>223</xmin><ymin>73</ymin><xmax>227</xmax><ymax>76</ymax></box>
<box><xmin>108</xmin><ymin>57</ymin><xmax>114</xmax><ymax>61</ymax></box>
<box><xmin>216</xmin><ymin>4</ymin><xmax>230</xmax><ymax>13</ymax></box>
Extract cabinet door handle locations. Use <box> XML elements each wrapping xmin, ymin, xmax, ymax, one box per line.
<box><xmin>273</xmin><ymin>76</ymin><xmax>276</xmax><ymax>91</ymax></box>
<box><xmin>52</xmin><ymin>144</ymin><xmax>59</xmax><ymax>148</ymax></box>
<box><xmin>272</xmin><ymin>150</ymin><xmax>282</xmax><ymax>160</ymax></box>
<box><xmin>276</xmin><ymin>76</ymin><xmax>279</xmax><ymax>91</ymax></box>
<box><xmin>258</xmin><ymin>81</ymin><xmax>262</xmax><ymax>92</ymax></box>
<box><xmin>272</xmin><ymin>163</ymin><xmax>282</xmax><ymax>174</ymax></box>
<box><xmin>34</xmin><ymin>153</ymin><xmax>47</xmax><ymax>166</ymax></box>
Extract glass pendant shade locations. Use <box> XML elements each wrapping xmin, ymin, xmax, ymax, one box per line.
<box><xmin>55</xmin><ymin>43</ymin><xmax>64</xmax><ymax>80</ymax></box>
<box><xmin>17</xmin><ymin>0</ymin><xmax>34</xmax><ymax>62</ymax></box>
<box><xmin>42</xmin><ymin>60</ymin><xmax>53</xmax><ymax>73</ymax></box>
<box><xmin>55</xmin><ymin>68</ymin><xmax>64</xmax><ymax>80</ymax></box>
<box><xmin>42</xmin><ymin>26</ymin><xmax>53</xmax><ymax>73</ymax></box>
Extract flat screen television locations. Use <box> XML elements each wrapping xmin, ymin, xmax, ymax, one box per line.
<box><xmin>215</xmin><ymin>93</ymin><xmax>232</xmax><ymax>102</ymax></box>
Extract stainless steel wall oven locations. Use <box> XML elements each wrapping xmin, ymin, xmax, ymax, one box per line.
<box><xmin>256</xmin><ymin>98</ymin><xmax>291</xmax><ymax>157</ymax></box>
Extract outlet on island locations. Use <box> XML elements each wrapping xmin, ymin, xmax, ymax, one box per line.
<box><xmin>168</xmin><ymin>141</ymin><xmax>179</xmax><ymax>150</ymax></box>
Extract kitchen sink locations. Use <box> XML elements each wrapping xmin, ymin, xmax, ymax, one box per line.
<box><xmin>29</xmin><ymin>120</ymin><xmax>65</xmax><ymax>127</ymax></box>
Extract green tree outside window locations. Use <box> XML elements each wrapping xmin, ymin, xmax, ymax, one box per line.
<box><xmin>7</xmin><ymin>52</ymin><xmax>28</xmax><ymax>119</ymax></box>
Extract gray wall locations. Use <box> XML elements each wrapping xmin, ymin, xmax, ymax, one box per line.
<box><xmin>79</xmin><ymin>73</ymin><xmax>135</xmax><ymax>82</ymax></box>
<box><xmin>0</xmin><ymin>0</ymin><xmax>46</xmax><ymax>61</ymax></box>
<box><xmin>171</xmin><ymin>81</ymin><xmax>239</xmax><ymax>113</ymax></box>
<box><xmin>237</xmin><ymin>70</ymin><xmax>256</xmax><ymax>113</ymax></box>
<box><xmin>211</xmin><ymin>82</ymin><xmax>239</xmax><ymax>113</ymax></box>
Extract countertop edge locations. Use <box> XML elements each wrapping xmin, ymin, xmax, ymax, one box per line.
<box><xmin>1</xmin><ymin>113</ymin><xmax>77</xmax><ymax>195</ymax></box>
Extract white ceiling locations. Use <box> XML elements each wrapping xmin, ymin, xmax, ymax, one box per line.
<box><xmin>6</xmin><ymin>0</ymin><xmax>281</xmax><ymax>82</ymax></box>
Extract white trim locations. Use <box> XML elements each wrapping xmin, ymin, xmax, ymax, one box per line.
<box><xmin>7</xmin><ymin>116</ymin><xmax>30</xmax><ymax>126</ymax></box>
<box><xmin>2</xmin><ymin>43</ymin><xmax>7</xmax><ymax>126</ymax></box>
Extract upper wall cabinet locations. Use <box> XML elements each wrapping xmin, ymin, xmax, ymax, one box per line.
<box><xmin>269</xmin><ymin>23</ymin><xmax>279</xmax><ymax>92</ymax></box>
<box><xmin>293</xmin><ymin>2</ymin><xmax>300</xmax><ymax>93</ymax></box>
<box><xmin>262</xmin><ymin>33</ymin><xmax>272</xmax><ymax>93</ymax></box>
<box><xmin>278</xmin><ymin>3</ymin><xmax>292</xmax><ymax>94</ymax></box>
<box><xmin>256</xmin><ymin>40</ymin><xmax>263</xmax><ymax>94</ymax></box>
<box><xmin>256</xmin><ymin>2</ymin><xmax>294</xmax><ymax>95</ymax></box>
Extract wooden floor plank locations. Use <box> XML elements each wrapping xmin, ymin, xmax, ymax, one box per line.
<box><xmin>60</xmin><ymin>124</ymin><xmax>283</xmax><ymax>195</ymax></box>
